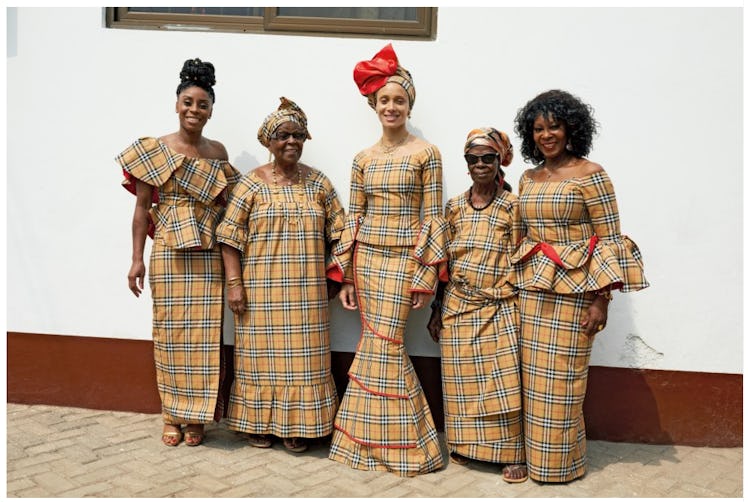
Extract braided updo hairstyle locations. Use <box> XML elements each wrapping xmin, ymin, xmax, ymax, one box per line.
<box><xmin>176</xmin><ymin>58</ymin><xmax>216</xmax><ymax>103</ymax></box>
<box><xmin>514</xmin><ymin>89</ymin><xmax>598</xmax><ymax>165</ymax></box>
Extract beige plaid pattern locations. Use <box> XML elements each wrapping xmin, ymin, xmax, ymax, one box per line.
<box><xmin>149</xmin><ymin>242</ymin><xmax>225</xmax><ymax>425</ymax></box>
<box><xmin>331</xmin><ymin>145</ymin><xmax>447</xmax><ymax>290</ymax></box>
<box><xmin>216</xmin><ymin>169</ymin><xmax>345</xmax><ymax>438</ymax></box>
<box><xmin>511</xmin><ymin>171</ymin><xmax>648</xmax><ymax>293</ymax></box>
<box><xmin>117</xmin><ymin>138</ymin><xmax>242</xmax><ymax>425</ymax></box>
<box><xmin>512</xmin><ymin>170</ymin><xmax>647</xmax><ymax>482</ymax></box>
<box><xmin>329</xmin><ymin>242</ymin><xmax>444</xmax><ymax>476</ymax></box>
<box><xmin>439</xmin><ymin>192</ymin><xmax>524</xmax><ymax>463</ymax></box>
<box><xmin>519</xmin><ymin>289</ymin><xmax>595</xmax><ymax>482</ymax></box>
<box><xmin>117</xmin><ymin>137</ymin><xmax>242</xmax><ymax>249</ymax></box>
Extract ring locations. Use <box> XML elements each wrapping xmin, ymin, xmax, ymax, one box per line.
<box><xmin>597</xmin><ymin>324</ymin><xmax>604</xmax><ymax>331</ymax></box>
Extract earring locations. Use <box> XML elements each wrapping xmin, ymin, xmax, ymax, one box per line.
<box><xmin>566</xmin><ymin>142</ymin><xmax>573</xmax><ymax>151</ymax></box>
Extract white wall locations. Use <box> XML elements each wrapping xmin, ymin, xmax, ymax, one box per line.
<box><xmin>6</xmin><ymin>7</ymin><xmax>742</xmax><ymax>373</ymax></box>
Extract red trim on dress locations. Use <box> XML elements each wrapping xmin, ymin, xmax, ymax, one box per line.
<box><xmin>334</xmin><ymin>425</ymin><xmax>416</xmax><ymax>449</ymax></box>
<box><xmin>326</xmin><ymin>263</ymin><xmax>344</xmax><ymax>283</ymax></box>
<box><xmin>347</xmin><ymin>373</ymin><xmax>408</xmax><ymax>399</ymax></box>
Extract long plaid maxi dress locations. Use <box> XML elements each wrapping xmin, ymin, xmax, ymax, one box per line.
<box><xmin>439</xmin><ymin>190</ymin><xmax>525</xmax><ymax>464</ymax></box>
<box><xmin>116</xmin><ymin>137</ymin><xmax>242</xmax><ymax>425</ymax></box>
<box><xmin>328</xmin><ymin>145</ymin><xmax>447</xmax><ymax>476</ymax></box>
<box><xmin>216</xmin><ymin>169</ymin><xmax>345</xmax><ymax>438</ymax></box>
<box><xmin>510</xmin><ymin>171</ymin><xmax>649</xmax><ymax>482</ymax></box>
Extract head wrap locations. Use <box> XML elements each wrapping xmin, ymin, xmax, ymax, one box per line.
<box><xmin>353</xmin><ymin>43</ymin><xmax>416</xmax><ymax>110</ymax></box>
<box><xmin>464</xmin><ymin>127</ymin><xmax>514</xmax><ymax>167</ymax></box>
<box><xmin>257</xmin><ymin>97</ymin><xmax>311</xmax><ymax>147</ymax></box>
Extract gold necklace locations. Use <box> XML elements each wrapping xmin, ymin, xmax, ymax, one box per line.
<box><xmin>272</xmin><ymin>161</ymin><xmax>301</xmax><ymax>187</ymax></box>
<box><xmin>379</xmin><ymin>133</ymin><xmax>410</xmax><ymax>155</ymax></box>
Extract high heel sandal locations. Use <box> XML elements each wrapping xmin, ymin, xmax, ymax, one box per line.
<box><xmin>161</xmin><ymin>424</ymin><xmax>182</xmax><ymax>447</ymax></box>
<box><xmin>183</xmin><ymin>424</ymin><xmax>205</xmax><ymax>447</ymax></box>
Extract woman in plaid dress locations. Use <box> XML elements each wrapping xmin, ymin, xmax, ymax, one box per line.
<box><xmin>511</xmin><ymin>89</ymin><xmax>649</xmax><ymax>482</ymax></box>
<box><xmin>328</xmin><ymin>44</ymin><xmax>447</xmax><ymax>476</ymax></box>
<box><xmin>118</xmin><ymin>58</ymin><xmax>242</xmax><ymax>447</ymax></box>
<box><xmin>217</xmin><ymin>98</ymin><xmax>345</xmax><ymax>454</ymax></box>
<box><xmin>427</xmin><ymin>127</ymin><xmax>528</xmax><ymax>483</ymax></box>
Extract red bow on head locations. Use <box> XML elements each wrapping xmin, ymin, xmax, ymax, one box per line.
<box><xmin>353</xmin><ymin>43</ymin><xmax>399</xmax><ymax>96</ymax></box>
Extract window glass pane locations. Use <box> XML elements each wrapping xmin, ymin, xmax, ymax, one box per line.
<box><xmin>276</xmin><ymin>7</ymin><xmax>417</xmax><ymax>21</ymax></box>
<box><xmin>128</xmin><ymin>7</ymin><xmax>263</xmax><ymax>17</ymax></box>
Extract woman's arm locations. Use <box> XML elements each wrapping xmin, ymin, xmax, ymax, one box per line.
<box><xmin>128</xmin><ymin>180</ymin><xmax>152</xmax><ymax>297</ymax></box>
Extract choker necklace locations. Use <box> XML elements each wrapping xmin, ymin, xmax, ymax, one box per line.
<box><xmin>468</xmin><ymin>184</ymin><xmax>498</xmax><ymax>211</ymax></box>
<box><xmin>272</xmin><ymin>161</ymin><xmax>302</xmax><ymax>187</ymax></box>
<box><xmin>379</xmin><ymin>133</ymin><xmax>410</xmax><ymax>155</ymax></box>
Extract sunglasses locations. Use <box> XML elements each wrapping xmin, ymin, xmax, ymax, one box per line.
<box><xmin>464</xmin><ymin>153</ymin><xmax>499</xmax><ymax>165</ymax></box>
<box><xmin>271</xmin><ymin>131</ymin><xmax>307</xmax><ymax>141</ymax></box>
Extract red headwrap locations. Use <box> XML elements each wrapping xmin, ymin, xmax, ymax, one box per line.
<box><xmin>353</xmin><ymin>43</ymin><xmax>399</xmax><ymax>96</ymax></box>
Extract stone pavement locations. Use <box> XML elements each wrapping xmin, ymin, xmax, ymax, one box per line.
<box><xmin>6</xmin><ymin>403</ymin><xmax>743</xmax><ymax>498</ymax></box>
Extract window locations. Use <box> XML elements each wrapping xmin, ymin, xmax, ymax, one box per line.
<box><xmin>106</xmin><ymin>7</ymin><xmax>436</xmax><ymax>39</ymax></box>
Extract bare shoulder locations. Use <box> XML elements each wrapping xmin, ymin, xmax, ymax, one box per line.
<box><xmin>576</xmin><ymin>159</ymin><xmax>605</xmax><ymax>177</ymax></box>
<box><xmin>524</xmin><ymin>166</ymin><xmax>544</xmax><ymax>182</ymax></box>
<box><xmin>203</xmin><ymin>138</ymin><xmax>229</xmax><ymax>161</ymax></box>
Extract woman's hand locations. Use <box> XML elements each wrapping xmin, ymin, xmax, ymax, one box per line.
<box><xmin>427</xmin><ymin>309</ymin><xmax>442</xmax><ymax>343</ymax></box>
<box><xmin>227</xmin><ymin>285</ymin><xmax>247</xmax><ymax>315</ymax></box>
<box><xmin>581</xmin><ymin>295</ymin><xmax>609</xmax><ymax>337</ymax></box>
<box><xmin>411</xmin><ymin>292</ymin><xmax>428</xmax><ymax>310</ymax></box>
<box><xmin>339</xmin><ymin>283</ymin><xmax>358</xmax><ymax>310</ymax></box>
<box><xmin>128</xmin><ymin>260</ymin><xmax>146</xmax><ymax>297</ymax></box>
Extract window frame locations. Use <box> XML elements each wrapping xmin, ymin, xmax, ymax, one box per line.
<box><xmin>105</xmin><ymin>7</ymin><xmax>437</xmax><ymax>39</ymax></box>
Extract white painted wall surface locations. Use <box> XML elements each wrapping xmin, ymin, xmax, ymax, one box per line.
<box><xmin>6</xmin><ymin>7</ymin><xmax>742</xmax><ymax>373</ymax></box>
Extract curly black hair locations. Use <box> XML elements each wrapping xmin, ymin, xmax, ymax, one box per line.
<box><xmin>513</xmin><ymin>89</ymin><xmax>598</xmax><ymax>165</ymax></box>
<box><xmin>176</xmin><ymin>58</ymin><xmax>216</xmax><ymax>103</ymax></box>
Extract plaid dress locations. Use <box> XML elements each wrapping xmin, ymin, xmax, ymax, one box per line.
<box><xmin>116</xmin><ymin>137</ymin><xmax>242</xmax><ymax>425</ymax></box>
<box><xmin>329</xmin><ymin>145</ymin><xmax>447</xmax><ymax>477</ymax></box>
<box><xmin>440</xmin><ymin>190</ymin><xmax>524</xmax><ymax>464</ymax></box>
<box><xmin>216</xmin><ymin>168</ymin><xmax>345</xmax><ymax>438</ymax></box>
<box><xmin>510</xmin><ymin>171</ymin><xmax>649</xmax><ymax>482</ymax></box>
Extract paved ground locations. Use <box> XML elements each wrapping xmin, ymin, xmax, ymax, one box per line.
<box><xmin>5</xmin><ymin>403</ymin><xmax>743</xmax><ymax>498</ymax></box>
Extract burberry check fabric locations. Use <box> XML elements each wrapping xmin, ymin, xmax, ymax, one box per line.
<box><xmin>116</xmin><ymin>137</ymin><xmax>242</xmax><ymax>425</ymax></box>
<box><xmin>117</xmin><ymin>137</ymin><xmax>242</xmax><ymax>249</ymax></box>
<box><xmin>512</xmin><ymin>170</ymin><xmax>648</xmax><ymax>482</ymax></box>
<box><xmin>439</xmin><ymin>191</ymin><xmax>525</xmax><ymax>464</ymax></box>
<box><xmin>329</xmin><ymin>242</ymin><xmax>444</xmax><ymax>476</ymax></box>
<box><xmin>216</xmin><ymin>168</ymin><xmax>345</xmax><ymax>438</ymax></box>
<box><xmin>331</xmin><ymin>145</ymin><xmax>448</xmax><ymax>291</ymax></box>
<box><xmin>510</xmin><ymin>171</ymin><xmax>649</xmax><ymax>293</ymax></box>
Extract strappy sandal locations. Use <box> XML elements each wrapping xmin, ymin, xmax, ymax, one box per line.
<box><xmin>183</xmin><ymin>424</ymin><xmax>205</xmax><ymax>447</ymax></box>
<box><xmin>449</xmin><ymin>452</ymin><xmax>470</xmax><ymax>465</ymax></box>
<box><xmin>502</xmin><ymin>463</ymin><xmax>529</xmax><ymax>484</ymax></box>
<box><xmin>247</xmin><ymin>434</ymin><xmax>273</xmax><ymax>448</ymax></box>
<box><xmin>161</xmin><ymin>424</ymin><xmax>182</xmax><ymax>447</ymax></box>
<box><xmin>282</xmin><ymin>437</ymin><xmax>308</xmax><ymax>453</ymax></box>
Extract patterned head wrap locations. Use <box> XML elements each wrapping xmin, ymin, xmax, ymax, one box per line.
<box><xmin>353</xmin><ymin>43</ymin><xmax>416</xmax><ymax>110</ymax></box>
<box><xmin>464</xmin><ymin>127</ymin><xmax>514</xmax><ymax>167</ymax></box>
<box><xmin>257</xmin><ymin>97</ymin><xmax>312</xmax><ymax>147</ymax></box>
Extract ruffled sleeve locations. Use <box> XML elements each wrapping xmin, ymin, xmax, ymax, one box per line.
<box><xmin>581</xmin><ymin>171</ymin><xmax>649</xmax><ymax>292</ymax></box>
<box><xmin>329</xmin><ymin>154</ymin><xmax>365</xmax><ymax>283</ymax></box>
<box><xmin>116</xmin><ymin>137</ymin><xmax>184</xmax><ymax>202</ymax></box>
<box><xmin>215</xmin><ymin>176</ymin><xmax>255</xmax><ymax>252</ymax></box>
<box><xmin>320</xmin><ymin>174</ymin><xmax>347</xmax><ymax>282</ymax></box>
<box><xmin>410</xmin><ymin>146</ymin><xmax>447</xmax><ymax>293</ymax></box>
<box><xmin>511</xmin><ymin>171</ymin><xmax>648</xmax><ymax>293</ymax></box>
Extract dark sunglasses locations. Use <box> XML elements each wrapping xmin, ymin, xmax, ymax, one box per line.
<box><xmin>271</xmin><ymin>131</ymin><xmax>307</xmax><ymax>141</ymax></box>
<box><xmin>464</xmin><ymin>153</ymin><xmax>499</xmax><ymax>165</ymax></box>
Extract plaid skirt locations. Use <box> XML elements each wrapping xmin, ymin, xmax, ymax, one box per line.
<box><xmin>149</xmin><ymin>239</ymin><xmax>224</xmax><ymax>425</ymax></box>
<box><xmin>329</xmin><ymin>242</ymin><xmax>444</xmax><ymax>476</ymax></box>
<box><xmin>519</xmin><ymin>289</ymin><xmax>595</xmax><ymax>482</ymax></box>
<box><xmin>440</xmin><ymin>287</ymin><xmax>524</xmax><ymax>464</ymax></box>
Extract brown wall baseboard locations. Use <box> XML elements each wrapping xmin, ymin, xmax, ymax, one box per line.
<box><xmin>7</xmin><ymin>332</ymin><xmax>742</xmax><ymax>447</ymax></box>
